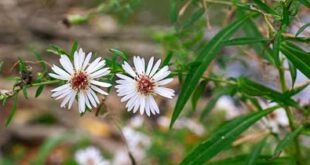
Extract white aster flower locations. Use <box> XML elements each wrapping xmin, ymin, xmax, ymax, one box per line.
<box><xmin>115</xmin><ymin>56</ymin><xmax>175</xmax><ymax>116</ymax></box>
<box><xmin>49</xmin><ymin>48</ymin><xmax>111</xmax><ymax>113</ymax></box>
<box><xmin>157</xmin><ymin>116</ymin><xmax>205</xmax><ymax>136</ymax></box>
<box><xmin>75</xmin><ymin>146</ymin><xmax>110</xmax><ymax>165</ymax></box>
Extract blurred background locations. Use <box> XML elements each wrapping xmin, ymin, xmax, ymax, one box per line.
<box><xmin>0</xmin><ymin>0</ymin><xmax>309</xmax><ymax>164</ymax></box>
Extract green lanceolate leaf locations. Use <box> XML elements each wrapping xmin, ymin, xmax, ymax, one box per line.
<box><xmin>273</xmin><ymin>125</ymin><xmax>303</xmax><ymax>158</ymax></box>
<box><xmin>170</xmin><ymin>0</ymin><xmax>178</xmax><ymax>24</ymax></box>
<box><xmin>237</xmin><ymin>77</ymin><xmax>300</xmax><ymax>109</ymax></box>
<box><xmin>162</xmin><ymin>51</ymin><xmax>173</xmax><ymax>67</ymax></box>
<box><xmin>70</xmin><ymin>41</ymin><xmax>78</xmax><ymax>60</ymax></box>
<box><xmin>22</xmin><ymin>86</ymin><xmax>28</xmax><ymax>99</ymax></box>
<box><xmin>180</xmin><ymin>107</ymin><xmax>276</xmax><ymax>164</ymax></box>
<box><xmin>298</xmin><ymin>0</ymin><xmax>310</xmax><ymax>7</ymax></box>
<box><xmin>280</xmin><ymin>42</ymin><xmax>310</xmax><ymax>79</ymax></box>
<box><xmin>246</xmin><ymin>138</ymin><xmax>267</xmax><ymax>165</ymax></box>
<box><xmin>223</xmin><ymin>37</ymin><xmax>268</xmax><ymax>46</ymax></box>
<box><xmin>0</xmin><ymin>61</ymin><xmax>4</xmax><ymax>72</ymax></box>
<box><xmin>170</xmin><ymin>14</ymin><xmax>253</xmax><ymax>128</ymax></box>
<box><xmin>5</xmin><ymin>95</ymin><xmax>18</xmax><ymax>126</ymax></box>
<box><xmin>295</xmin><ymin>22</ymin><xmax>310</xmax><ymax>37</ymax></box>
<box><xmin>288</xmin><ymin>61</ymin><xmax>297</xmax><ymax>88</ymax></box>
<box><xmin>207</xmin><ymin>155</ymin><xmax>295</xmax><ymax>165</ymax></box>
<box><xmin>253</xmin><ymin>0</ymin><xmax>277</xmax><ymax>15</ymax></box>
<box><xmin>109</xmin><ymin>48</ymin><xmax>128</xmax><ymax>60</ymax></box>
<box><xmin>35</xmin><ymin>85</ymin><xmax>45</xmax><ymax>98</ymax></box>
<box><xmin>46</xmin><ymin>45</ymin><xmax>68</xmax><ymax>56</ymax></box>
<box><xmin>191</xmin><ymin>80</ymin><xmax>207</xmax><ymax>111</ymax></box>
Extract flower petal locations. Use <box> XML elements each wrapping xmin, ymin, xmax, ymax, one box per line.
<box><xmin>51</xmin><ymin>65</ymin><xmax>71</xmax><ymax>79</ymax></box>
<box><xmin>91</xmin><ymin>85</ymin><xmax>109</xmax><ymax>95</ymax></box>
<box><xmin>122</xmin><ymin>62</ymin><xmax>137</xmax><ymax>78</ymax></box>
<box><xmin>157</xmin><ymin>78</ymin><xmax>174</xmax><ymax>86</ymax></box>
<box><xmin>152</xmin><ymin>66</ymin><xmax>170</xmax><ymax>81</ymax></box>
<box><xmin>90</xmin><ymin>80</ymin><xmax>112</xmax><ymax>88</ymax></box>
<box><xmin>148</xmin><ymin>59</ymin><xmax>161</xmax><ymax>77</ymax></box>
<box><xmin>154</xmin><ymin>87</ymin><xmax>175</xmax><ymax>99</ymax></box>
<box><xmin>146</xmin><ymin>57</ymin><xmax>154</xmax><ymax>75</ymax></box>
<box><xmin>82</xmin><ymin>52</ymin><xmax>92</xmax><ymax>70</ymax></box>
<box><xmin>60</xmin><ymin>55</ymin><xmax>74</xmax><ymax>74</ymax></box>
<box><xmin>78</xmin><ymin>92</ymin><xmax>86</xmax><ymax>113</ymax></box>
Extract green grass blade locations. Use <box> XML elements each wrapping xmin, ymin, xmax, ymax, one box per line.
<box><xmin>170</xmin><ymin>14</ymin><xmax>252</xmax><ymax>128</ymax></box>
<box><xmin>180</xmin><ymin>107</ymin><xmax>277</xmax><ymax>164</ymax></box>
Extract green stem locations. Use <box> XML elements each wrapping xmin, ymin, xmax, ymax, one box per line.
<box><xmin>278</xmin><ymin>67</ymin><xmax>303</xmax><ymax>165</ymax></box>
<box><xmin>31</xmin><ymin>80</ymin><xmax>61</xmax><ymax>87</ymax></box>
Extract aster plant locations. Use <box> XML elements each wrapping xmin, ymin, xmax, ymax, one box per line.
<box><xmin>0</xmin><ymin>0</ymin><xmax>309</xmax><ymax>165</ymax></box>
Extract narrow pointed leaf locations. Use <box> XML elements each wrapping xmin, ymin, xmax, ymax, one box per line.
<box><xmin>273</xmin><ymin>125</ymin><xmax>303</xmax><ymax>158</ymax></box>
<box><xmin>191</xmin><ymin>80</ymin><xmax>207</xmax><ymax>111</ymax></box>
<box><xmin>223</xmin><ymin>37</ymin><xmax>268</xmax><ymax>46</ymax></box>
<box><xmin>22</xmin><ymin>86</ymin><xmax>28</xmax><ymax>99</ymax></box>
<box><xmin>5</xmin><ymin>95</ymin><xmax>18</xmax><ymax>126</ymax></box>
<box><xmin>35</xmin><ymin>85</ymin><xmax>45</xmax><ymax>98</ymax></box>
<box><xmin>288</xmin><ymin>61</ymin><xmax>297</xmax><ymax>88</ymax></box>
<box><xmin>280</xmin><ymin>42</ymin><xmax>310</xmax><ymax>79</ymax></box>
<box><xmin>295</xmin><ymin>23</ymin><xmax>310</xmax><ymax>36</ymax></box>
<box><xmin>298</xmin><ymin>0</ymin><xmax>310</xmax><ymax>7</ymax></box>
<box><xmin>253</xmin><ymin>0</ymin><xmax>277</xmax><ymax>15</ymax></box>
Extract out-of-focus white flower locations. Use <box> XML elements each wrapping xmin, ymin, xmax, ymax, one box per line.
<box><xmin>113</xmin><ymin>126</ymin><xmax>151</xmax><ymax>165</ymax></box>
<box><xmin>49</xmin><ymin>48</ymin><xmax>111</xmax><ymax>113</ymax></box>
<box><xmin>112</xmin><ymin>150</ymin><xmax>129</xmax><ymax>165</ymax></box>
<box><xmin>215</xmin><ymin>96</ymin><xmax>241</xmax><ymax>119</ymax></box>
<box><xmin>115</xmin><ymin>56</ymin><xmax>175</xmax><ymax>116</ymax></box>
<box><xmin>123</xmin><ymin>126</ymin><xmax>151</xmax><ymax>156</ymax></box>
<box><xmin>128</xmin><ymin>116</ymin><xmax>144</xmax><ymax>128</ymax></box>
<box><xmin>261</xmin><ymin>102</ymin><xmax>289</xmax><ymax>133</ymax></box>
<box><xmin>157</xmin><ymin>117</ymin><xmax>205</xmax><ymax>136</ymax></box>
<box><xmin>75</xmin><ymin>146</ymin><xmax>110</xmax><ymax>165</ymax></box>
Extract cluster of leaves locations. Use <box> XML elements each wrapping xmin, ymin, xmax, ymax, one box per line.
<box><xmin>152</xmin><ymin>0</ymin><xmax>310</xmax><ymax>164</ymax></box>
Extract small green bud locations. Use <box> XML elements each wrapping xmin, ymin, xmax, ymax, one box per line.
<box><xmin>67</xmin><ymin>14</ymin><xmax>89</xmax><ymax>25</ymax></box>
